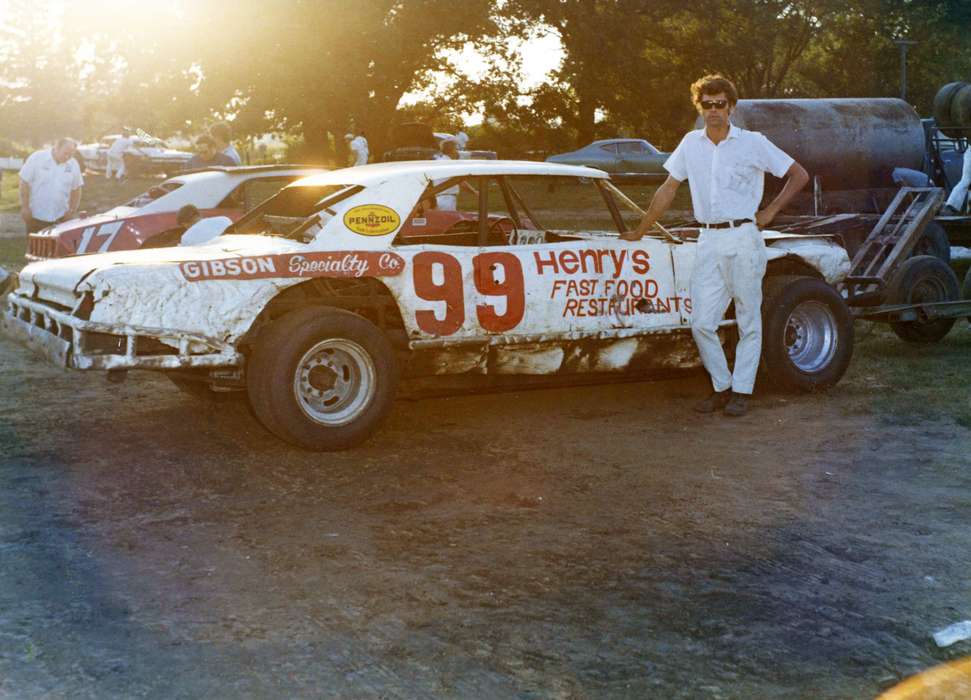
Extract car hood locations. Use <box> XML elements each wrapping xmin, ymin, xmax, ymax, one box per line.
<box><xmin>38</xmin><ymin>207</ymin><xmax>139</xmax><ymax>237</ymax></box>
<box><xmin>16</xmin><ymin>236</ymin><xmax>311</xmax><ymax>342</ymax></box>
<box><xmin>18</xmin><ymin>235</ymin><xmax>303</xmax><ymax>307</ymax></box>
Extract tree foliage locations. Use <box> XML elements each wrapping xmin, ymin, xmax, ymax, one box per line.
<box><xmin>2</xmin><ymin>0</ymin><xmax>971</xmax><ymax>159</ymax></box>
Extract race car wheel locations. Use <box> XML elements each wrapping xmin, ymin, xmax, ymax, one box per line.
<box><xmin>760</xmin><ymin>275</ymin><xmax>854</xmax><ymax>392</ymax></box>
<box><xmin>912</xmin><ymin>221</ymin><xmax>950</xmax><ymax>264</ymax></box>
<box><xmin>887</xmin><ymin>255</ymin><xmax>959</xmax><ymax>343</ymax></box>
<box><xmin>246</xmin><ymin>307</ymin><xmax>397</xmax><ymax>450</ymax></box>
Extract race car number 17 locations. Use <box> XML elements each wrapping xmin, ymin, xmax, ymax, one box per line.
<box><xmin>412</xmin><ymin>251</ymin><xmax>525</xmax><ymax>335</ymax></box>
<box><xmin>76</xmin><ymin>221</ymin><xmax>124</xmax><ymax>254</ymax></box>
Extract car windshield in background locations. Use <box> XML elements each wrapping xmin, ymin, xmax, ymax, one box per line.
<box><xmin>231</xmin><ymin>184</ymin><xmax>360</xmax><ymax>239</ymax></box>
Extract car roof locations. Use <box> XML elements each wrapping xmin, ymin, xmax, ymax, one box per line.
<box><xmin>589</xmin><ymin>138</ymin><xmax>648</xmax><ymax>146</ymax></box>
<box><xmin>166</xmin><ymin>165</ymin><xmax>325</xmax><ymax>185</ymax></box>
<box><xmin>290</xmin><ymin>160</ymin><xmax>607</xmax><ymax>188</ymax></box>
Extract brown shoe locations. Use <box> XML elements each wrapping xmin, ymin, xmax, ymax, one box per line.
<box><xmin>693</xmin><ymin>390</ymin><xmax>731</xmax><ymax>413</ymax></box>
<box><xmin>723</xmin><ymin>393</ymin><xmax>749</xmax><ymax>417</ymax></box>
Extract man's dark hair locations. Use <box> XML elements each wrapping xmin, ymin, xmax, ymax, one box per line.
<box><xmin>195</xmin><ymin>134</ymin><xmax>215</xmax><ymax>148</ymax></box>
<box><xmin>690</xmin><ymin>74</ymin><xmax>739</xmax><ymax>108</ymax></box>
<box><xmin>210</xmin><ymin>122</ymin><xmax>231</xmax><ymax>143</ymax></box>
<box><xmin>177</xmin><ymin>204</ymin><xmax>200</xmax><ymax>227</ymax></box>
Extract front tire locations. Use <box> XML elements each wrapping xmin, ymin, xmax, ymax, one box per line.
<box><xmin>760</xmin><ymin>275</ymin><xmax>854</xmax><ymax>392</ymax></box>
<box><xmin>887</xmin><ymin>255</ymin><xmax>959</xmax><ymax>343</ymax></box>
<box><xmin>247</xmin><ymin>307</ymin><xmax>397</xmax><ymax>450</ymax></box>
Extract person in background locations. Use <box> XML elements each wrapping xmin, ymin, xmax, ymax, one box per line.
<box><xmin>105</xmin><ymin>128</ymin><xmax>134</xmax><ymax>180</ymax></box>
<box><xmin>186</xmin><ymin>135</ymin><xmax>234</xmax><ymax>170</ymax></box>
<box><xmin>432</xmin><ymin>139</ymin><xmax>476</xmax><ymax>210</ymax></box>
<box><xmin>454</xmin><ymin>130</ymin><xmax>469</xmax><ymax>151</ymax></box>
<box><xmin>345</xmin><ymin>132</ymin><xmax>369</xmax><ymax>166</ymax></box>
<box><xmin>176</xmin><ymin>204</ymin><xmax>232</xmax><ymax>246</ymax></box>
<box><xmin>210</xmin><ymin>122</ymin><xmax>241</xmax><ymax>165</ymax></box>
<box><xmin>942</xmin><ymin>144</ymin><xmax>971</xmax><ymax>215</ymax></box>
<box><xmin>19</xmin><ymin>138</ymin><xmax>84</xmax><ymax>233</ymax></box>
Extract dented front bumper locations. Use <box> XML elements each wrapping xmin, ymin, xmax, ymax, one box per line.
<box><xmin>1</xmin><ymin>293</ymin><xmax>241</xmax><ymax>371</ymax></box>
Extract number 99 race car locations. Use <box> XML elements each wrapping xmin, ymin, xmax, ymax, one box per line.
<box><xmin>2</xmin><ymin>161</ymin><xmax>854</xmax><ymax>450</ymax></box>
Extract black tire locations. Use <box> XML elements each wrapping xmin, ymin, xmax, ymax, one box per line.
<box><xmin>760</xmin><ymin>275</ymin><xmax>854</xmax><ymax>392</ymax></box>
<box><xmin>963</xmin><ymin>267</ymin><xmax>971</xmax><ymax>323</ymax></box>
<box><xmin>246</xmin><ymin>307</ymin><xmax>397</xmax><ymax>450</ymax></box>
<box><xmin>913</xmin><ymin>221</ymin><xmax>950</xmax><ymax>264</ymax></box>
<box><xmin>887</xmin><ymin>255</ymin><xmax>959</xmax><ymax>343</ymax></box>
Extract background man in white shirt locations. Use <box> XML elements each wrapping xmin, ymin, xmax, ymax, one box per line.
<box><xmin>19</xmin><ymin>138</ymin><xmax>85</xmax><ymax>233</ymax></box>
<box><xmin>210</xmin><ymin>122</ymin><xmax>242</xmax><ymax>165</ymax></box>
<box><xmin>622</xmin><ymin>74</ymin><xmax>808</xmax><ymax>417</ymax></box>
<box><xmin>105</xmin><ymin>129</ymin><xmax>134</xmax><ymax>180</ymax></box>
<box><xmin>345</xmin><ymin>132</ymin><xmax>369</xmax><ymax>166</ymax></box>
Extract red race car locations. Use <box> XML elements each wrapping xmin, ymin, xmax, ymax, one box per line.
<box><xmin>26</xmin><ymin>165</ymin><xmax>324</xmax><ymax>261</ymax></box>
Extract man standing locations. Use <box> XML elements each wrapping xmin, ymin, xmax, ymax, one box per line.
<box><xmin>345</xmin><ymin>132</ymin><xmax>369</xmax><ymax>166</ymax></box>
<box><xmin>105</xmin><ymin>129</ymin><xmax>134</xmax><ymax>180</ymax></box>
<box><xmin>19</xmin><ymin>138</ymin><xmax>84</xmax><ymax>233</ymax></box>
<box><xmin>186</xmin><ymin>135</ymin><xmax>235</xmax><ymax>170</ymax></box>
<box><xmin>622</xmin><ymin>74</ymin><xmax>808</xmax><ymax>417</ymax></box>
<box><xmin>210</xmin><ymin>122</ymin><xmax>241</xmax><ymax>165</ymax></box>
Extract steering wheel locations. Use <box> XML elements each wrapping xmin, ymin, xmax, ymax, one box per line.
<box><xmin>488</xmin><ymin>218</ymin><xmax>514</xmax><ymax>245</ymax></box>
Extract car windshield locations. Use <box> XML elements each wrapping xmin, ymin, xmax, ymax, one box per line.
<box><xmin>124</xmin><ymin>181</ymin><xmax>184</xmax><ymax>208</ymax></box>
<box><xmin>229</xmin><ymin>184</ymin><xmax>361</xmax><ymax>240</ymax></box>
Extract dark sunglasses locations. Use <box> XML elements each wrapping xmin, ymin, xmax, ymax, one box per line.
<box><xmin>701</xmin><ymin>99</ymin><xmax>728</xmax><ymax>110</ymax></box>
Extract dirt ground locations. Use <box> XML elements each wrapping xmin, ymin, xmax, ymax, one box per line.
<box><xmin>2</xmin><ymin>267</ymin><xmax>971</xmax><ymax>698</ymax></box>
<box><xmin>3</xmin><ymin>192</ymin><xmax>971</xmax><ymax>698</ymax></box>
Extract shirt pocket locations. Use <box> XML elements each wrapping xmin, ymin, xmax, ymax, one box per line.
<box><xmin>718</xmin><ymin>157</ymin><xmax>759</xmax><ymax>195</ymax></box>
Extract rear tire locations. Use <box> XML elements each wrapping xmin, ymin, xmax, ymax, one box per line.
<box><xmin>887</xmin><ymin>255</ymin><xmax>959</xmax><ymax>343</ymax></box>
<box><xmin>246</xmin><ymin>307</ymin><xmax>397</xmax><ymax>450</ymax></box>
<box><xmin>760</xmin><ymin>275</ymin><xmax>854</xmax><ymax>392</ymax></box>
<box><xmin>912</xmin><ymin>221</ymin><xmax>950</xmax><ymax>264</ymax></box>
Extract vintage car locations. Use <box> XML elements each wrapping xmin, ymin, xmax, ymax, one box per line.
<box><xmin>546</xmin><ymin>139</ymin><xmax>670</xmax><ymax>181</ymax></box>
<box><xmin>2</xmin><ymin>161</ymin><xmax>854</xmax><ymax>451</ymax></box>
<box><xmin>76</xmin><ymin>133</ymin><xmax>195</xmax><ymax>176</ymax></box>
<box><xmin>382</xmin><ymin>122</ymin><xmax>497</xmax><ymax>161</ymax></box>
<box><xmin>26</xmin><ymin>165</ymin><xmax>325</xmax><ymax>261</ymax></box>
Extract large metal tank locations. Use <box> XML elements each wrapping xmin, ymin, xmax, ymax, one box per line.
<box><xmin>933</xmin><ymin>81</ymin><xmax>971</xmax><ymax>138</ymax></box>
<box><xmin>695</xmin><ymin>98</ymin><xmax>925</xmax><ymax>189</ymax></box>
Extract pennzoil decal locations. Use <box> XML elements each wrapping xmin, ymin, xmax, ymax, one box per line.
<box><xmin>343</xmin><ymin>204</ymin><xmax>401</xmax><ymax>236</ymax></box>
<box><xmin>179</xmin><ymin>252</ymin><xmax>405</xmax><ymax>282</ymax></box>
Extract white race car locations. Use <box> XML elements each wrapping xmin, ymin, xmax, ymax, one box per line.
<box><xmin>2</xmin><ymin>161</ymin><xmax>854</xmax><ymax>450</ymax></box>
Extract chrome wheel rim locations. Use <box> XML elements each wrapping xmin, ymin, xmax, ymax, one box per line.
<box><xmin>293</xmin><ymin>339</ymin><xmax>376</xmax><ymax>426</ymax></box>
<box><xmin>784</xmin><ymin>301</ymin><xmax>838</xmax><ymax>373</ymax></box>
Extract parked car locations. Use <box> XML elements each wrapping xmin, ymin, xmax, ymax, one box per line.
<box><xmin>382</xmin><ymin>122</ymin><xmax>496</xmax><ymax>161</ymax></box>
<box><xmin>76</xmin><ymin>133</ymin><xmax>194</xmax><ymax>176</ymax></box>
<box><xmin>25</xmin><ymin>165</ymin><xmax>325</xmax><ymax>261</ymax></box>
<box><xmin>3</xmin><ymin>160</ymin><xmax>853</xmax><ymax>451</ymax></box>
<box><xmin>546</xmin><ymin>139</ymin><xmax>669</xmax><ymax>181</ymax></box>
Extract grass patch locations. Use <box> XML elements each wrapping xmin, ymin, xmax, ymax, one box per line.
<box><xmin>0</xmin><ymin>172</ymin><xmax>161</xmax><ymax>214</ymax></box>
<box><xmin>844</xmin><ymin>320</ymin><xmax>971</xmax><ymax>427</ymax></box>
<box><xmin>1</xmin><ymin>172</ymin><xmax>20</xmax><ymax>211</ymax></box>
<box><xmin>0</xmin><ymin>237</ymin><xmax>26</xmax><ymax>273</ymax></box>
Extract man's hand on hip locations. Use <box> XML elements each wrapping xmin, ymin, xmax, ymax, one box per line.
<box><xmin>20</xmin><ymin>206</ymin><xmax>31</xmax><ymax>224</ymax></box>
<box><xmin>755</xmin><ymin>209</ymin><xmax>776</xmax><ymax>229</ymax></box>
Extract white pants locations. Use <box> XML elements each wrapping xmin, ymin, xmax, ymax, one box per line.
<box><xmin>945</xmin><ymin>147</ymin><xmax>971</xmax><ymax>212</ymax></box>
<box><xmin>690</xmin><ymin>222</ymin><xmax>767</xmax><ymax>395</ymax></box>
<box><xmin>106</xmin><ymin>155</ymin><xmax>125</xmax><ymax>179</ymax></box>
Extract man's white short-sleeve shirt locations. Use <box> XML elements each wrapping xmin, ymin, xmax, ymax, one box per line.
<box><xmin>664</xmin><ymin>124</ymin><xmax>793</xmax><ymax>224</ymax></box>
<box><xmin>19</xmin><ymin>149</ymin><xmax>84</xmax><ymax>222</ymax></box>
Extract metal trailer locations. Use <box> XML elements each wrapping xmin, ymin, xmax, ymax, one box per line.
<box><xmin>778</xmin><ymin>187</ymin><xmax>971</xmax><ymax>344</ymax></box>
